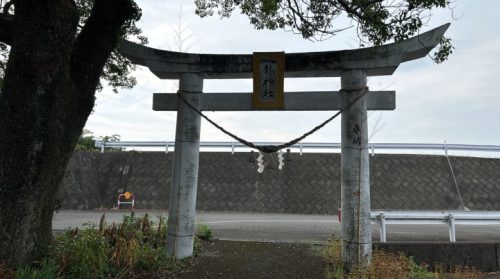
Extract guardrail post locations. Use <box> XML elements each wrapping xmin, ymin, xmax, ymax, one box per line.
<box><xmin>379</xmin><ymin>213</ymin><xmax>386</xmax><ymax>243</ymax></box>
<box><xmin>340</xmin><ymin>70</ymin><xmax>371</xmax><ymax>271</ymax></box>
<box><xmin>100</xmin><ymin>143</ymin><xmax>105</xmax><ymax>153</ymax></box>
<box><xmin>444</xmin><ymin>140</ymin><xmax>448</xmax><ymax>156</ymax></box>
<box><xmin>166</xmin><ymin>73</ymin><xmax>203</xmax><ymax>259</ymax></box>
<box><xmin>448</xmin><ymin>213</ymin><xmax>456</xmax><ymax>242</ymax></box>
<box><xmin>165</xmin><ymin>142</ymin><xmax>169</xmax><ymax>154</ymax></box>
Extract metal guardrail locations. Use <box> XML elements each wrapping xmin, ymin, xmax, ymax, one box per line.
<box><xmin>370</xmin><ymin>210</ymin><xmax>500</xmax><ymax>242</ymax></box>
<box><xmin>94</xmin><ymin>141</ymin><xmax>500</xmax><ymax>155</ymax></box>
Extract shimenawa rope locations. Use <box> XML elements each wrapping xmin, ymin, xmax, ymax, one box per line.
<box><xmin>176</xmin><ymin>87</ymin><xmax>369</xmax><ymax>153</ymax></box>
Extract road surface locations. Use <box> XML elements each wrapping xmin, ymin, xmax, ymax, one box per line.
<box><xmin>53</xmin><ymin>210</ymin><xmax>500</xmax><ymax>243</ymax></box>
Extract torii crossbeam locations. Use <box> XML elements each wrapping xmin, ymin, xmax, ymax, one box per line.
<box><xmin>119</xmin><ymin>23</ymin><xmax>449</xmax><ymax>270</ymax></box>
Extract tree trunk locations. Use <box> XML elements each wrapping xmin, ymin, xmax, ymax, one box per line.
<box><xmin>0</xmin><ymin>0</ymin><xmax>137</xmax><ymax>265</ymax></box>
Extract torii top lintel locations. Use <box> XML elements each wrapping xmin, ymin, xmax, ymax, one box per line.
<box><xmin>119</xmin><ymin>23</ymin><xmax>449</xmax><ymax>79</ymax></box>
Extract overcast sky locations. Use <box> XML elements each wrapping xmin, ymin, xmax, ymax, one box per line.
<box><xmin>85</xmin><ymin>1</ymin><xmax>500</xmax><ymax>152</ymax></box>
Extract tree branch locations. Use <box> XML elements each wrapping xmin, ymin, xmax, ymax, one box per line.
<box><xmin>335</xmin><ymin>0</ymin><xmax>376</xmax><ymax>23</ymax></box>
<box><xmin>2</xmin><ymin>0</ymin><xmax>14</xmax><ymax>14</ymax></box>
<box><xmin>70</xmin><ymin>0</ymin><xmax>137</xmax><ymax>112</ymax></box>
<box><xmin>0</xmin><ymin>13</ymin><xmax>13</xmax><ymax>44</ymax></box>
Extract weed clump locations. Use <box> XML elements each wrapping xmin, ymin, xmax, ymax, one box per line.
<box><xmin>323</xmin><ymin>236</ymin><xmax>485</xmax><ymax>279</ymax></box>
<box><xmin>197</xmin><ymin>223</ymin><xmax>213</xmax><ymax>241</ymax></box>
<box><xmin>2</xmin><ymin>212</ymin><xmax>213</xmax><ymax>278</ymax></box>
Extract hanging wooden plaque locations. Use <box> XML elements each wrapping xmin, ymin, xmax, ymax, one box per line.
<box><xmin>252</xmin><ymin>52</ymin><xmax>285</xmax><ymax>109</ymax></box>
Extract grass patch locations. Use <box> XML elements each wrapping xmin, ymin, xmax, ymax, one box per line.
<box><xmin>323</xmin><ymin>237</ymin><xmax>485</xmax><ymax>279</ymax></box>
<box><xmin>2</xmin><ymin>212</ymin><xmax>213</xmax><ymax>278</ymax></box>
<box><xmin>196</xmin><ymin>223</ymin><xmax>213</xmax><ymax>241</ymax></box>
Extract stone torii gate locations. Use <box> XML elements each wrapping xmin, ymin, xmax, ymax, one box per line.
<box><xmin>119</xmin><ymin>23</ymin><xmax>449</xmax><ymax>270</ymax></box>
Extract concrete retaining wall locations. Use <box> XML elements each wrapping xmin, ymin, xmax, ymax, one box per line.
<box><xmin>58</xmin><ymin>151</ymin><xmax>500</xmax><ymax>213</ymax></box>
<box><xmin>375</xmin><ymin>242</ymin><xmax>500</xmax><ymax>272</ymax></box>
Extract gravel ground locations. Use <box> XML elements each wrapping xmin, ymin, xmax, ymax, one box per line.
<box><xmin>132</xmin><ymin>240</ymin><xmax>327</xmax><ymax>279</ymax></box>
<box><xmin>130</xmin><ymin>239</ymin><xmax>500</xmax><ymax>279</ymax></box>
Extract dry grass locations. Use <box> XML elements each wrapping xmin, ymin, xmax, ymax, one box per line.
<box><xmin>323</xmin><ymin>237</ymin><xmax>486</xmax><ymax>279</ymax></box>
<box><xmin>0</xmin><ymin>261</ymin><xmax>15</xmax><ymax>278</ymax></box>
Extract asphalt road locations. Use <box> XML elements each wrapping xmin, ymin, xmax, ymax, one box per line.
<box><xmin>53</xmin><ymin>210</ymin><xmax>500</xmax><ymax>243</ymax></box>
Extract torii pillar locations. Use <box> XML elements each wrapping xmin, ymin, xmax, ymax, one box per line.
<box><xmin>166</xmin><ymin>73</ymin><xmax>203</xmax><ymax>258</ymax></box>
<box><xmin>340</xmin><ymin>70</ymin><xmax>371</xmax><ymax>269</ymax></box>
<box><xmin>118</xmin><ymin>23</ymin><xmax>450</xmax><ymax>269</ymax></box>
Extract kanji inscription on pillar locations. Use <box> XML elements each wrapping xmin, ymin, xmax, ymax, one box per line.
<box><xmin>252</xmin><ymin>52</ymin><xmax>285</xmax><ymax>109</ymax></box>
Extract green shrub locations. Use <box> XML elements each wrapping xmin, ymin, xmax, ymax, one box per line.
<box><xmin>14</xmin><ymin>212</ymin><xmax>197</xmax><ymax>278</ymax></box>
<box><xmin>53</xmin><ymin>224</ymin><xmax>109</xmax><ymax>278</ymax></box>
<box><xmin>15</xmin><ymin>259</ymin><xmax>60</xmax><ymax>279</ymax></box>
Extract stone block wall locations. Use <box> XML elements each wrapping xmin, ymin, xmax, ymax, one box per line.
<box><xmin>58</xmin><ymin>151</ymin><xmax>100</xmax><ymax>210</ymax></box>
<box><xmin>58</xmin><ymin>151</ymin><xmax>500</xmax><ymax>213</ymax></box>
